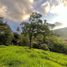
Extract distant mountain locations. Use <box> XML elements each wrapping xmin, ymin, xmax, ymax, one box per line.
<box><xmin>54</xmin><ymin>22</ymin><xmax>62</xmax><ymax>26</ymax></box>
<box><xmin>54</xmin><ymin>27</ymin><xmax>67</xmax><ymax>39</ymax></box>
<box><xmin>47</xmin><ymin>22</ymin><xmax>62</xmax><ymax>29</ymax></box>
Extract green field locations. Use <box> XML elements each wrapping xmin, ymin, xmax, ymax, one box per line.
<box><xmin>0</xmin><ymin>46</ymin><xmax>67</xmax><ymax>67</ymax></box>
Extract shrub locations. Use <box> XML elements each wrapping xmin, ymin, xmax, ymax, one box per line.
<box><xmin>40</xmin><ymin>44</ymin><xmax>49</xmax><ymax>50</ymax></box>
<box><xmin>32</xmin><ymin>42</ymin><xmax>49</xmax><ymax>50</ymax></box>
<box><xmin>32</xmin><ymin>42</ymin><xmax>40</xmax><ymax>49</ymax></box>
<box><xmin>21</xmin><ymin>34</ymin><xmax>29</xmax><ymax>46</ymax></box>
<box><xmin>45</xmin><ymin>35</ymin><xmax>67</xmax><ymax>54</ymax></box>
<box><xmin>63</xmin><ymin>45</ymin><xmax>67</xmax><ymax>54</ymax></box>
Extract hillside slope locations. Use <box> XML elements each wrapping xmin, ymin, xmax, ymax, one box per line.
<box><xmin>0</xmin><ymin>46</ymin><xmax>67</xmax><ymax>67</ymax></box>
<box><xmin>54</xmin><ymin>27</ymin><xmax>67</xmax><ymax>39</ymax></box>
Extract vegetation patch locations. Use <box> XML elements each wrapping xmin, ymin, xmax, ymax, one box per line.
<box><xmin>0</xmin><ymin>46</ymin><xmax>66</xmax><ymax>67</ymax></box>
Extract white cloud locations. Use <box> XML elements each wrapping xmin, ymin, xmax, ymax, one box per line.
<box><xmin>0</xmin><ymin>0</ymin><xmax>34</xmax><ymax>21</ymax></box>
<box><xmin>64</xmin><ymin>0</ymin><xmax>67</xmax><ymax>6</ymax></box>
<box><xmin>0</xmin><ymin>5</ymin><xmax>7</xmax><ymax>17</ymax></box>
<box><xmin>50</xmin><ymin>2</ymin><xmax>67</xmax><ymax>29</ymax></box>
<box><xmin>41</xmin><ymin>1</ymin><xmax>50</xmax><ymax>14</ymax></box>
<box><xmin>29</xmin><ymin>0</ymin><xmax>34</xmax><ymax>4</ymax></box>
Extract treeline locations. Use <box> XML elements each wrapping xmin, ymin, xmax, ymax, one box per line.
<box><xmin>0</xmin><ymin>12</ymin><xmax>67</xmax><ymax>54</ymax></box>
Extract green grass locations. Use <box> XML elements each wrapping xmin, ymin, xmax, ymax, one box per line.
<box><xmin>0</xmin><ymin>46</ymin><xmax>67</xmax><ymax>67</ymax></box>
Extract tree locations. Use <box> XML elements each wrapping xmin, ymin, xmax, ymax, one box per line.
<box><xmin>21</xmin><ymin>12</ymin><xmax>50</xmax><ymax>48</ymax></box>
<box><xmin>12</xmin><ymin>32</ymin><xmax>21</xmax><ymax>45</ymax></box>
<box><xmin>0</xmin><ymin>17</ymin><xmax>13</xmax><ymax>45</ymax></box>
<box><xmin>17</xmin><ymin>27</ymin><xmax>20</xmax><ymax>32</ymax></box>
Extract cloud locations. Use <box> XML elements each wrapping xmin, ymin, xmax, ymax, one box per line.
<box><xmin>0</xmin><ymin>0</ymin><xmax>65</xmax><ymax>21</ymax></box>
<box><xmin>64</xmin><ymin>0</ymin><xmax>67</xmax><ymax>6</ymax></box>
<box><xmin>0</xmin><ymin>5</ymin><xmax>7</xmax><ymax>17</ymax></box>
<box><xmin>0</xmin><ymin>0</ymin><xmax>33</xmax><ymax>21</ymax></box>
<box><xmin>41</xmin><ymin>1</ymin><xmax>50</xmax><ymax>15</ymax></box>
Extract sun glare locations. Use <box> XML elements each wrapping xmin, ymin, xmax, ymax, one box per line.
<box><xmin>29</xmin><ymin>0</ymin><xmax>34</xmax><ymax>4</ymax></box>
<box><xmin>21</xmin><ymin>14</ymin><xmax>30</xmax><ymax>21</ymax></box>
<box><xmin>50</xmin><ymin>2</ymin><xmax>67</xmax><ymax>29</ymax></box>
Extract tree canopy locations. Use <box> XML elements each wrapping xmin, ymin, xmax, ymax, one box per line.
<box><xmin>0</xmin><ymin>17</ymin><xmax>13</xmax><ymax>45</ymax></box>
<box><xmin>21</xmin><ymin>12</ymin><xmax>50</xmax><ymax>48</ymax></box>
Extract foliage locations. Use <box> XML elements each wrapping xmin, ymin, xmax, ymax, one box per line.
<box><xmin>40</xmin><ymin>44</ymin><xmax>49</xmax><ymax>50</ymax></box>
<box><xmin>12</xmin><ymin>33</ymin><xmax>21</xmax><ymax>45</ymax></box>
<box><xmin>45</xmin><ymin>35</ymin><xmax>67</xmax><ymax>54</ymax></box>
<box><xmin>21</xmin><ymin>12</ymin><xmax>50</xmax><ymax>48</ymax></box>
<box><xmin>32</xmin><ymin>43</ymin><xmax>49</xmax><ymax>50</ymax></box>
<box><xmin>20</xmin><ymin>34</ymin><xmax>29</xmax><ymax>46</ymax></box>
<box><xmin>0</xmin><ymin>18</ymin><xmax>13</xmax><ymax>45</ymax></box>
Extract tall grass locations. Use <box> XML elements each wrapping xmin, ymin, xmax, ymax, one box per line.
<box><xmin>0</xmin><ymin>46</ymin><xmax>67</xmax><ymax>67</ymax></box>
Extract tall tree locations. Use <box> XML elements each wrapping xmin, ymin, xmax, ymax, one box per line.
<box><xmin>21</xmin><ymin>12</ymin><xmax>50</xmax><ymax>48</ymax></box>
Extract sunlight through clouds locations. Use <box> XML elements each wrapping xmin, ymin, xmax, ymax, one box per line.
<box><xmin>49</xmin><ymin>0</ymin><xmax>67</xmax><ymax>29</ymax></box>
<box><xmin>64</xmin><ymin>0</ymin><xmax>67</xmax><ymax>6</ymax></box>
<box><xmin>29</xmin><ymin>0</ymin><xmax>34</xmax><ymax>4</ymax></box>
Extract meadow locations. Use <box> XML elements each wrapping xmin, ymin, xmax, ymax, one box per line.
<box><xmin>0</xmin><ymin>46</ymin><xmax>67</xmax><ymax>67</ymax></box>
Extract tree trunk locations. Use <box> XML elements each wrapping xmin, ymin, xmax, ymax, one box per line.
<box><xmin>29</xmin><ymin>35</ymin><xmax>32</xmax><ymax>49</ymax></box>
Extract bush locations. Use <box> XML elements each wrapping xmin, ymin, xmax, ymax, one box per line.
<box><xmin>21</xmin><ymin>34</ymin><xmax>29</xmax><ymax>46</ymax></box>
<box><xmin>32</xmin><ymin>42</ymin><xmax>49</xmax><ymax>50</ymax></box>
<box><xmin>32</xmin><ymin>42</ymin><xmax>40</xmax><ymax>49</ymax></box>
<box><xmin>63</xmin><ymin>45</ymin><xmax>67</xmax><ymax>54</ymax></box>
<box><xmin>40</xmin><ymin>44</ymin><xmax>49</xmax><ymax>50</ymax></box>
<box><xmin>45</xmin><ymin>35</ymin><xmax>67</xmax><ymax>54</ymax></box>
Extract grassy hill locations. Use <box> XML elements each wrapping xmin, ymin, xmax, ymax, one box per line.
<box><xmin>0</xmin><ymin>46</ymin><xmax>67</xmax><ymax>67</ymax></box>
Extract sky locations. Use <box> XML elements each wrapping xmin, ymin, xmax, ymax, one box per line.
<box><xmin>0</xmin><ymin>0</ymin><xmax>67</xmax><ymax>29</ymax></box>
